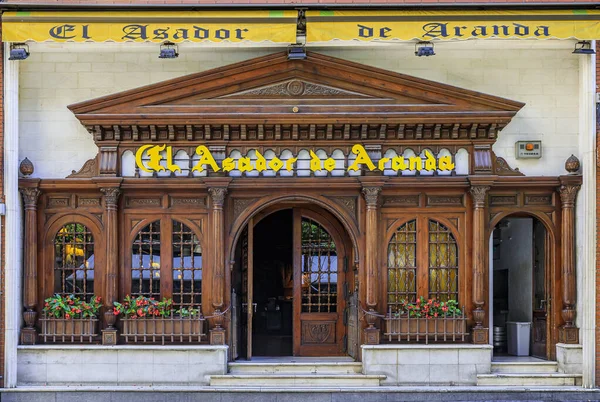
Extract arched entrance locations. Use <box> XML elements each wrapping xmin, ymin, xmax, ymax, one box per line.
<box><xmin>489</xmin><ymin>213</ymin><xmax>556</xmax><ymax>361</ymax></box>
<box><xmin>230</xmin><ymin>203</ymin><xmax>356</xmax><ymax>359</ymax></box>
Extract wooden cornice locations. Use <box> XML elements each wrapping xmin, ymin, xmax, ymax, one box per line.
<box><xmin>68</xmin><ymin>51</ymin><xmax>524</xmax><ymax>130</ymax></box>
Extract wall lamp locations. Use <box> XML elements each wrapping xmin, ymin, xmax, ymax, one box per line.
<box><xmin>415</xmin><ymin>41</ymin><xmax>435</xmax><ymax>57</ymax></box>
<box><xmin>572</xmin><ymin>41</ymin><xmax>595</xmax><ymax>55</ymax></box>
<box><xmin>287</xmin><ymin>44</ymin><xmax>307</xmax><ymax>60</ymax></box>
<box><xmin>9</xmin><ymin>43</ymin><xmax>29</xmax><ymax>61</ymax></box>
<box><xmin>159</xmin><ymin>41</ymin><xmax>179</xmax><ymax>59</ymax></box>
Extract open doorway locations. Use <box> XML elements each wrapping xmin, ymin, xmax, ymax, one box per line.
<box><xmin>491</xmin><ymin>217</ymin><xmax>549</xmax><ymax>360</ymax></box>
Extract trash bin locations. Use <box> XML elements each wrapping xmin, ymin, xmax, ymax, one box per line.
<box><xmin>506</xmin><ymin>321</ymin><xmax>531</xmax><ymax>356</ymax></box>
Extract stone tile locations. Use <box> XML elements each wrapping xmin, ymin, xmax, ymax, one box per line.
<box><xmin>110</xmin><ymin>392</ymin><xmax>188</xmax><ymax>402</ymax></box>
<box><xmin>221</xmin><ymin>393</ymin><xmax>277</xmax><ymax>402</ymax></box>
<box><xmin>362</xmin><ymin>349</ymin><xmax>398</xmax><ymax>366</ymax></box>
<box><xmin>188</xmin><ymin>364</ymin><xmax>223</xmax><ymax>384</ymax></box>
<box><xmin>17</xmin><ymin>362</ymin><xmax>47</xmax><ymax>385</ymax></box>
<box><xmin>331</xmin><ymin>394</ymin><xmax>383</xmax><ymax>402</ymax></box>
<box><xmin>151</xmin><ymin>364</ymin><xmax>189</xmax><ymax>384</ymax></box>
<box><xmin>429</xmin><ymin>364</ymin><xmax>459</xmax><ymax>385</ymax></box>
<box><xmin>80</xmin><ymin>363</ymin><xmax>119</xmax><ymax>383</ymax></box>
<box><xmin>45</xmin><ymin>349</ymin><xmax>82</xmax><ymax>364</ymax></box>
<box><xmin>276</xmin><ymin>393</ymin><xmax>332</xmax><ymax>402</ymax></box>
<box><xmin>187</xmin><ymin>393</ymin><xmax>222</xmax><ymax>402</ymax></box>
<box><xmin>18</xmin><ymin>350</ymin><xmax>48</xmax><ymax>364</ymax></box>
<box><xmin>153</xmin><ymin>350</ymin><xmax>189</xmax><ymax>365</ymax></box>
<box><xmin>475</xmin><ymin>363</ymin><xmax>491</xmax><ymax>374</ymax></box>
<box><xmin>117</xmin><ymin>349</ymin><xmax>153</xmax><ymax>364</ymax></box>
<box><xmin>81</xmin><ymin>350</ymin><xmax>118</xmax><ymax>364</ymax></box>
<box><xmin>458</xmin><ymin>348</ymin><xmax>490</xmax><ymax>365</ymax></box>
<box><xmin>117</xmin><ymin>364</ymin><xmax>153</xmax><ymax>385</ymax></box>
<box><xmin>397</xmin><ymin>364</ymin><xmax>429</xmax><ymax>385</ymax></box>
<box><xmin>363</xmin><ymin>364</ymin><xmax>397</xmax><ymax>385</ymax></box>
<box><xmin>46</xmin><ymin>363</ymin><xmax>83</xmax><ymax>384</ymax></box>
<box><xmin>188</xmin><ymin>349</ymin><xmax>227</xmax><ymax>365</ymax></box>
<box><xmin>428</xmin><ymin>349</ymin><xmax>458</xmax><ymax>365</ymax></box>
<box><xmin>457</xmin><ymin>364</ymin><xmax>477</xmax><ymax>385</ymax></box>
<box><xmin>397</xmin><ymin>349</ymin><xmax>430</xmax><ymax>365</ymax></box>
<box><xmin>58</xmin><ymin>392</ymin><xmax>110</xmax><ymax>402</ymax></box>
<box><xmin>7</xmin><ymin>393</ymin><xmax>56</xmax><ymax>402</ymax></box>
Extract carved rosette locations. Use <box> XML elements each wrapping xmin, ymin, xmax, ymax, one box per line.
<box><xmin>208</xmin><ymin>188</ymin><xmax>228</xmax><ymax>208</ymax></box>
<box><xmin>469</xmin><ymin>186</ymin><xmax>489</xmax><ymax>209</ymax></box>
<box><xmin>559</xmin><ymin>184</ymin><xmax>580</xmax><ymax>208</ymax></box>
<box><xmin>20</xmin><ymin>188</ymin><xmax>41</xmax><ymax>209</ymax></box>
<box><xmin>100</xmin><ymin>187</ymin><xmax>121</xmax><ymax>208</ymax></box>
<box><xmin>362</xmin><ymin>187</ymin><xmax>381</xmax><ymax>208</ymax></box>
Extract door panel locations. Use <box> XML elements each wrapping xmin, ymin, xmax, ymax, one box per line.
<box><xmin>246</xmin><ymin>218</ymin><xmax>254</xmax><ymax>359</ymax></box>
<box><xmin>531</xmin><ymin>220</ymin><xmax>547</xmax><ymax>359</ymax></box>
<box><xmin>293</xmin><ymin>209</ymin><xmax>346</xmax><ymax>356</ymax></box>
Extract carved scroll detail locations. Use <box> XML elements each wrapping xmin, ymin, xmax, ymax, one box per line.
<box><xmin>68</xmin><ymin>157</ymin><xmax>98</xmax><ymax>178</ymax></box>
<box><xmin>495</xmin><ymin>156</ymin><xmax>524</xmax><ymax>176</ymax></box>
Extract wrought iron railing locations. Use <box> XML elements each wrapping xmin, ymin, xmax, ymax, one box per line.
<box><xmin>384</xmin><ymin>306</ymin><xmax>468</xmax><ymax>344</ymax></box>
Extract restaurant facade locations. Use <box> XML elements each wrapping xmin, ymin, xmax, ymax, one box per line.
<box><xmin>0</xmin><ymin>2</ymin><xmax>598</xmax><ymax>394</ymax></box>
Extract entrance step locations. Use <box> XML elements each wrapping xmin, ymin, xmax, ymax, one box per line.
<box><xmin>491</xmin><ymin>361</ymin><xmax>558</xmax><ymax>373</ymax></box>
<box><xmin>209</xmin><ymin>373</ymin><xmax>385</xmax><ymax>387</ymax></box>
<box><xmin>228</xmin><ymin>361</ymin><xmax>363</xmax><ymax>375</ymax></box>
<box><xmin>477</xmin><ymin>373</ymin><xmax>583</xmax><ymax>387</ymax></box>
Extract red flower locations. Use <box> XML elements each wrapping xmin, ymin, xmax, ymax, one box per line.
<box><xmin>68</xmin><ymin>300</ymin><xmax>74</xmax><ymax>305</ymax></box>
<box><xmin>45</xmin><ymin>302</ymin><xmax>49</xmax><ymax>307</ymax></box>
<box><xmin>442</xmin><ymin>306</ymin><xmax>448</xmax><ymax>312</ymax></box>
<box><xmin>136</xmin><ymin>300</ymin><xmax>142</xmax><ymax>307</ymax></box>
<box><xmin>65</xmin><ymin>313</ymin><xmax>71</xmax><ymax>319</ymax></box>
<box><xmin>434</xmin><ymin>312</ymin><xmax>438</xmax><ymax>317</ymax></box>
<box><xmin>113</xmin><ymin>308</ymin><xmax>119</xmax><ymax>315</ymax></box>
<box><xmin>137</xmin><ymin>308</ymin><xmax>144</xmax><ymax>316</ymax></box>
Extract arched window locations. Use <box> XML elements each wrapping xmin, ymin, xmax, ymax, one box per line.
<box><xmin>53</xmin><ymin>223</ymin><xmax>95</xmax><ymax>301</ymax></box>
<box><xmin>301</xmin><ymin>217</ymin><xmax>337</xmax><ymax>313</ymax></box>
<box><xmin>172</xmin><ymin>220</ymin><xmax>202</xmax><ymax>310</ymax></box>
<box><xmin>428</xmin><ymin>220</ymin><xmax>458</xmax><ymax>302</ymax></box>
<box><xmin>386</xmin><ymin>217</ymin><xmax>460</xmax><ymax>312</ymax></box>
<box><xmin>131</xmin><ymin>220</ymin><xmax>161</xmax><ymax>299</ymax></box>
<box><xmin>387</xmin><ymin>220</ymin><xmax>417</xmax><ymax>312</ymax></box>
<box><xmin>129</xmin><ymin>219</ymin><xmax>203</xmax><ymax>309</ymax></box>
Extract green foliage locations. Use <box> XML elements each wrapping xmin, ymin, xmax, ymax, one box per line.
<box><xmin>113</xmin><ymin>295</ymin><xmax>200</xmax><ymax>319</ymax></box>
<box><xmin>43</xmin><ymin>294</ymin><xmax>102</xmax><ymax>319</ymax></box>
<box><xmin>394</xmin><ymin>296</ymin><xmax>462</xmax><ymax>318</ymax></box>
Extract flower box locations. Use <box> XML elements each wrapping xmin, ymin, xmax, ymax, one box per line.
<box><xmin>120</xmin><ymin>315</ymin><xmax>206</xmax><ymax>345</ymax></box>
<box><xmin>384</xmin><ymin>316</ymin><xmax>467</xmax><ymax>344</ymax></box>
<box><xmin>39</xmin><ymin>316</ymin><xmax>99</xmax><ymax>343</ymax></box>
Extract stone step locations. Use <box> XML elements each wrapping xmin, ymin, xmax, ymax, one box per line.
<box><xmin>491</xmin><ymin>361</ymin><xmax>558</xmax><ymax>373</ymax></box>
<box><xmin>210</xmin><ymin>374</ymin><xmax>385</xmax><ymax>387</ymax></box>
<box><xmin>228</xmin><ymin>362</ymin><xmax>363</xmax><ymax>375</ymax></box>
<box><xmin>477</xmin><ymin>373</ymin><xmax>582</xmax><ymax>387</ymax></box>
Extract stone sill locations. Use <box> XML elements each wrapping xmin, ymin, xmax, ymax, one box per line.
<box><xmin>18</xmin><ymin>344</ymin><xmax>227</xmax><ymax>351</ymax></box>
<box><xmin>362</xmin><ymin>344</ymin><xmax>493</xmax><ymax>350</ymax></box>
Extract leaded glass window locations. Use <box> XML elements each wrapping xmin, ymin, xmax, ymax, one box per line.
<box><xmin>172</xmin><ymin>220</ymin><xmax>202</xmax><ymax>310</ymax></box>
<box><xmin>428</xmin><ymin>220</ymin><xmax>458</xmax><ymax>302</ymax></box>
<box><xmin>301</xmin><ymin>217</ymin><xmax>337</xmax><ymax>313</ymax></box>
<box><xmin>131</xmin><ymin>220</ymin><xmax>161</xmax><ymax>299</ymax></box>
<box><xmin>53</xmin><ymin>223</ymin><xmax>95</xmax><ymax>301</ymax></box>
<box><xmin>387</xmin><ymin>220</ymin><xmax>417</xmax><ymax>311</ymax></box>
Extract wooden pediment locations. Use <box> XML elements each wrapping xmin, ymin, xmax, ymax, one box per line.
<box><xmin>68</xmin><ymin>51</ymin><xmax>524</xmax><ymax>127</ymax></box>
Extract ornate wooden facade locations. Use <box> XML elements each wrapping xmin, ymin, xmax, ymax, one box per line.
<box><xmin>18</xmin><ymin>51</ymin><xmax>582</xmax><ymax>359</ymax></box>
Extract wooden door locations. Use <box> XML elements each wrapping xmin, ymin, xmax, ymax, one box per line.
<box><xmin>293</xmin><ymin>209</ymin><xmax>346</xmax><ymax>356</ymax></box>
<box><xmin>243</xmin><ymin>219</ymin><xmax>254</xmax><ymax>359</ymax></box>
<box><xmin>531</xmin><ymin>220</ymin><xmax>548</xmax><ymax>359</ymax></box>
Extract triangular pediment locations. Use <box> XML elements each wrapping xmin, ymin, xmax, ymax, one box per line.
<box><xmin>68</xmin><ymin>51</ymin><xmax>524</xmax><ymax>126</ymax></box>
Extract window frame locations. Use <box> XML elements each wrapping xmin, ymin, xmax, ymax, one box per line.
<box><xmin>383</xmin><ymin>214</ymin><xmax>464</xmax><ymax>312</ymax></box>
<box><xmin>122</xmin><ymin>214</ymin><xmax>205</xmax><ymax>311</ymax></box>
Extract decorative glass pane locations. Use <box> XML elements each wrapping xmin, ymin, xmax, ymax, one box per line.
<box><xmin>131</xmin><ymin>221</ymin><xmax>161</xmax><ymax>299</ymax></box>
<box><xmin>428</xmin><ymin>220</ymin><xmax>458</xmax><ymax>302</ymax></box>
<box><xmin>387</xmin><ymin>220</ymin><xmax>417</xmax><ymax>312</ymax></box>
<box><xmin>172</xmin><ymin>220</ymin><xmax>202</xmax><ymax>310</ymax></box>
<box><xmin>53</xmin><ymin>223</ymin><xmax>95</xmax><ymax>301</ymax></box>
<box><xmin>301</xmin><ymin>218</ymin><xmax>337</xmax><ymax>313</ymax></box>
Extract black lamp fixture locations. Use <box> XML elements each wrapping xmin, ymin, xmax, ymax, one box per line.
<box><xmin>9</xmin><ymin>43</ymin><xmax>29</xmax><ymax>61</ymax></box>
<box><xmin>573</xmin><ymin>41</ymin><xmax>595</xmax><ymax>55</ymax></box>
<box><xmin>415</xmin><ymin>41</ymin><xmax>435</xmax><ymax>57</ymax></box>
<box><xmin>287</xmin><ymin>44</ymin><xmax>307</xmax><ymax>60</ymax></box>
<box><xmin>159</xmin><ymin>41</ymin><xmax>179</xmax><ymax>59</ymax></box>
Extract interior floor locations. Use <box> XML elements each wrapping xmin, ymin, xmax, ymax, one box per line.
<box><xmin>492</xmin><ymin>355</ymin><xmax>548</xmax><ymax>363</ymax></box>
<box><xmin>251</xmin><ymin>209</ymin><xmax>294</xmax><ymax>357</ymax></box>
<box><xmin>238</xmin><ymin>356</ymin><xmax>355</xmax><ymax>363</ymax></box>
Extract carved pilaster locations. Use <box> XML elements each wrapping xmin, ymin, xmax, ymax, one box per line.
<box><xmin>469</xmin><ymin>184</ymin><xmax>490</xmax><ymax>344</ymax></box>
<box><xmin>558</xmin><ymin>181</ymin><xmax>581</xmax><ymax>343</ymax></box>
<box><xmin>362</xmin><ymin>185</ymin><xmax>382</xmax><ymax>344</ymax></box>
<box><xmin>100</xmin><ymin>187</ymin><xmax>121</xmax><ymax>345</ymax></box>
<box><xmin>20</xmin><ymin>187</ymin><xmax>41</xmax><ymax>345</ymax></box>
<box><xmin>208</xmin><ymin>186</ymin><xmax>228</xmax><ymax>343</ymax></box>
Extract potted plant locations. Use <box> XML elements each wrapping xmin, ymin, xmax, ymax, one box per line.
<box><xmin>385</xmin><ymin>296</ymin><xmax>466</xmax><ymax>342</ymax></box>
<box><xmin>40</xmin><ymin>294</ymin><xmax>102</xmax><ymax>342</ymax></box>
<box><xmin>113</xmin><ymin>295</ymin><xmax>205</xmax><ymax>344</ymax></box>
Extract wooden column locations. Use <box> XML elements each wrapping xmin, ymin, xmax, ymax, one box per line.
<box><xmin>362</xmin><ymin>184</ymin><xmax>381</xmax><ymax>345</ymax></box>
<box><xmin>20</xmin><ymin>187</ymin><xmax>41</xmax><ymax>345</ymax></box>
<box><xmin>208</xmin><ymin>185</ymin><xmax>228</xmax><ymax>345</ymax></box>
<box><xmin>558</xmin><ymin>179</ymin><xmax>581</xmax><ymax>344</ymax></box>
<box><xmin>470</xmin><ymin>184</ymin><xmax>490</xmax><ymax>344</ymax></box>
<box><xmin>100</xmin><ymin>187</ymin><xmax>121</xmax><ymax>345</ymax></box>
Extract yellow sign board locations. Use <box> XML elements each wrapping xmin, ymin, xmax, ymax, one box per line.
<box><xmin>2</xmin><ymin>11</ymin><xmax>297</xmax><ymax>43</ymax></box>
<box><xmin>135</xmin><ymin>144</ymin><xmax>455</xmax><ymax>175</ymax></box>
<box><xmin>306</xmin><ymin>10</ymin><xmax>600</xmax><ymax>41</ymax></box>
